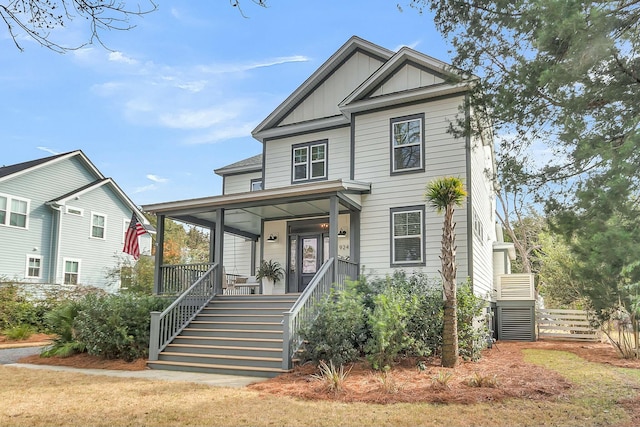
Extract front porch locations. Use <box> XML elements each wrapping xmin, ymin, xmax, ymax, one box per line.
<box><xmin>143</xmin><ymin>180</ymin><xmax>368</xmax><ymax>375</ymax></box>
<box><xmin>146</xmin><ymin>179</ymin><xmax>370</xmax><ymax>296</ymax></box>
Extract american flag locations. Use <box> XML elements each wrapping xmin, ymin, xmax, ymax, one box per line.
<box><xmin>123</xmin><ymin>212</ymin><xmax>147</xmax><ymax>260</ymax></box>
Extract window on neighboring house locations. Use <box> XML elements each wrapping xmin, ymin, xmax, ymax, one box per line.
<box><xmin>292</xmin><ymin>140</ymin><xmax>328</xmax><ymax>183</ymax></box>
<box><xmin>0</xmin><ymin>194</ymin><xmax>29</xmax><ymax>228</ymax></box>
<box><xmin>91</xmin><ymin>213</ymin><xmax>106</xmax><ymax>239</ymax></box>
<box><xmin>64</xmin><ymin>259</ymin><xmax>80</xmax><ymax>285</ymax></box>
<box><xmin>26</xmin><ymin>255</ymin><xmax>42</xmax><ymax>278</ymax></box>
<box><xmin>251</xmin><ymin>178</ymin><xmax>263</xmax><ymax>191</ymax></box>
<box><xmin>391</xmin><ymin>206</ymin><xmax>425</xmax><ymax>266</ymax></box>
<box><xmin>66</xmin><ymin>206</ymin><xmax>83</xmax><ymax>216</ymax></box>
<box><xmin>391</xmin><ymin>114</ymin><xmax>424</xmax><ymax>174</ymax></box>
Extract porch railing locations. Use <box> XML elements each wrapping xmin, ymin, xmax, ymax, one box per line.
<box><xmin>158</xmin><ymin>262</ymin><xmax>214</xmax><ymax>295</ymax></box>
<box><xmin>149</xmin><ymin>263</ymin><xmax>219</xmax><ymax>361</ymax></box>
<box><xmin>281</xmin><ymin>258</ymin><xmax>359</xmax><ymax>370</ymax></box>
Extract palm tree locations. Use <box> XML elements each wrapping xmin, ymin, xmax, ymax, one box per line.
<box><xmin>425</xmin><ymin>177</ymin><xmax>467</xmax><ymax>368</ymax></box>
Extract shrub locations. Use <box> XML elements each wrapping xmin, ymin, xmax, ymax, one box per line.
<box><xmin>41</xmin><ymin>300</ymin><xmax>86</xmax><ymax>358</ymax></box>
<box><xmin>365</xmin><ymin>286</ymin><xmax>417</xmax><ymax>369</ymax></box>
<box><xmin>300</xmin><ymin>283</ymin><xmax>368</xmax><ymax>366</ymax></box>
<box><xmin>0</xmin><ymin>284</ymin><xmax>39</xmax><ymax>330</ymax></box>
<box><xmin>73</xmin><ymin>294</ymin><xmax>169</xmax><ymax>361</ymax></box>
<box><xmin>301</xmin><ymin>272</ymin><xmax>489</xmax><ymax>368</ymax></box>
<box><xmin>3</xmin><ymin>324</ymin><xmax>36</xmax><ymax>341</ymax></box>
<box><xmin>457</xmin><ymin>281</ymin><xmax>489</xmax><ymax>361</ymax></box>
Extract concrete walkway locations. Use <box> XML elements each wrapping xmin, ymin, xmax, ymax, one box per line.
<box><xmin>0</xmin><ymin>344</ymin><xmax>267</xmax><ymax>388</ymax></box>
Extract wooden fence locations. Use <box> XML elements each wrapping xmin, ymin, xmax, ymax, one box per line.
<box><xmin>537</xmin><ymin>308</ymin><xmax>599</xmax><ymax>341</ymax></box>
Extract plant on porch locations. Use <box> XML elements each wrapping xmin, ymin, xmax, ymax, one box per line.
<box><xmin>255</xmin><ymin>260</ymin><xmax>285</xmax><ymax>283</ymax></box>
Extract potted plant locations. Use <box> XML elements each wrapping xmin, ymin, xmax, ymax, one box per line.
<box><xmin>255</xmin><ymin>260</ymin><xmax>284</xmax><ymax>294</ymax></box>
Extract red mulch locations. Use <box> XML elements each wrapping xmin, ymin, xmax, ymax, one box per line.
<box><xmin>248</xmin><ymin>340</ymin><xmax>640</xmax><ymax>405</ymax></box>
<box><xmin>6</xmin><ymin>336</ymin><xmax>640</xmax><ymax>408</ymax></box>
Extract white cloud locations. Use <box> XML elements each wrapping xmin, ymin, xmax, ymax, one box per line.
<box><xmin>159</xmin><ymin>105</ymin><xmax>241</xmax><ymax>129</ymax></box>
<box><xmin>197</xmin><ymin>55</ymin><xmax>310</xmax><ymax>74</ymax></box>
<box><xmin>37</xmin><ymin>146</ymin><xmax>60</xmax><ymax>155</ymax></box>
<box><xmin>394</xmin><ymin>41</ymin><xmax>421</xmax><ymax>51</ymax></box>
<box><xmin>132</xmin><ymin>184</ymin><xmax>157</xmax><ymax>194</ymax></box>
<box><xmin>108</xmin><ymin>51</ymin><xmax>138</xmax><ymax>65</ymax></box>
<box><xmin>184</xmin><ymin>122</ymin><xmax>257</xmax><ymax>144</ymax></box>
<box><xmin>146</xmin><ymin>174</ymin><xmax>168</xmax><ymax>183</ymax></box>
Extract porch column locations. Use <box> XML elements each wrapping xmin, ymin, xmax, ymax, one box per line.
<box><xmin>209</xmin><ymin>225</ymin><xmax>215</xmax><ymax>263</ymax></box>
<box><xmin>350</xmin><ymin>210</ymin><xmax>360</xmax><ymax>264</ymax></box>
<box><xmin>153</xmin><ymin>214</ymin><xmax>165</xmax><ymax>295</ymax></box>
<box><xmin>214</xmin><ymin>208</ymin><xmax>224</xmax><ymax>290</ymax></box>
<box><xmin>329</xmin><ymin>196</ymin><xmax>339</xmax><ymax>282</ymax></box>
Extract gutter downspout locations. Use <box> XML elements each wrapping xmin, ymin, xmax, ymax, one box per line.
<box><xmin>47</xmin><ymin>203</ymin><xmax>63</xmax><ymax>284</ymax></box>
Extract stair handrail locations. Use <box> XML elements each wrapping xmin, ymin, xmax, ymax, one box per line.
<box><xmin>149</xmin><ymin>263</ymin><xmax>219</xmax><ymax>361</ymax></box>
<box><xmin>281</xmin><ymin>258</ymin><xmax>336</xmax><ymax>370</ymax></box>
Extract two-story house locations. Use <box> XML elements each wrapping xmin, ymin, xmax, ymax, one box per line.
<box><xmin>0</xmin><ymin>150</ymin><xmax>153</xmax><ymax>294</ymax></box>
<box><xmin>142</xmin><ymin>37</ymin><xmax>514</xmax><ymax>377</ymax></box>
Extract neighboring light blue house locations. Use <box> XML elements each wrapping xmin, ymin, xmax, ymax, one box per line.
<box><xmin>0</xmin><ymin>150</ymin><xmax>153</xmax><ymax>293</ymax></box>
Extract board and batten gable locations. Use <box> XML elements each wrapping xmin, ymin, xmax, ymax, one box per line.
<box><xmin>278</xmin><ymin>50</ymin><xmax>385</xmax><ymax>127</ymax></box>
<box><xmin>263</xmin><ymin>127</ymin><xmax>351</xmax><ymax>190</ymax></box>
<box><xmin>0</xmin><ymin>155</ymin><xmax>100</xmax><ymax>283</ymax></box>
<box><xmin>55</xmin><ymin>184</ymin><xmax>151</xmax><ymax>291</ymax></box>
<box><xmin>353</xmin><ymin>96</ymin><xmax>469</xmax><ymax>280</ymax></box>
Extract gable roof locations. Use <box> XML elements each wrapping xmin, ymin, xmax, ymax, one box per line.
<box><xmin>1</xmin><ymin>150</ymin><xmax>151</xmax><ymax>227</ymax></box>
<box><xmin>214</xmin><ymin>154</ymin><xmax>262</xmax><ymax>176</ymax></box>
<box><xmin>251</xmin><ymin>36</ymin><xmax>473</xmax><ymax>143</ymax></box>
<box><xmin>0</xmin><ymin>150</ymin><xmax>103</xmax><ymax>183</ymax></box>
<box><xmin>252</xmin><ymin>36</ymin><xmax>394</xmax><ymax>142</ymax></box>
<box><xmin>339</xmin><ymin>46</ymin><xmax>471</xmax><ymax>119</ymax></box>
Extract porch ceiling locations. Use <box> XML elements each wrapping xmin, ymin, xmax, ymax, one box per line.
<box><xmin>142</xmin><ymin>179</ymin><xmax>370</xmax><ymax>239</ymax></box>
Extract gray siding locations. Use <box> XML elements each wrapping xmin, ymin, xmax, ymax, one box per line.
<box><xmin>469</xmin><ymin>133</ymin><xmax>497</xmax><ymax>297</ymax></box>
<box><xmin>0</xmin><ymin>156</ymin><xmax>97</xmax><ymax>284</ymax></box>
<box><xmin>223</xmin><ymin>234</ymin><xmax>255</xmax><ymax>277</ymax></box>
<box><xmin>224</xmin><ymin>171</ymin><xmax>262</xmax><ymax>195</ymax></box>
<box><xmin>263</xmin><ymin>127</ymin><xmax>351</xmax><ymax>190</ymax></box>
<box><xmin>0</xmin><ymin>155</ymin><xmax>148</xmax><ymax>292</ymax></box>
<box><xmin>354</xmin><ymin>97</ymin><xmax>469</xmax><ymax>281</ymax></box>
<box><xmin>56</xmin><ymin>185</ymin><xmax>151</xmax><ymax>292</ymax></box>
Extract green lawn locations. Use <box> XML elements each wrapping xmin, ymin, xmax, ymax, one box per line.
<box><xmin>1</xmin><ymin>349</ymin><xmax>638</xmax><ymax>427</ymax></box>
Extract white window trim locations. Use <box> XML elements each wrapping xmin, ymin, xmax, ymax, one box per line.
<box><xmin>391</xmin><ymin>115</ymin><xmax>424</xmax><ymax>174</ymax></box>
<box><xmin>25</xmin><ymin>254</ymin><xmax>43</xmax><ymax>279</ymax></box>
<box><xmin>391</xmin><ymin>206</ymin><xmax>425</xmax><ymax>266</ymax></box>
<box><xmin>62</xmin><ymin>258</ymin><xmax>81</xmax><ymax>285</ymax></box>
<box><xmin>250</xmin><ymin>178</ymin><xmax>263</xmax><ymax>192</ymax></box>
<box><xmin>292</xmin><ymin>140</ymin><xmax>328</xmax><ymax>183</ymax></box>
<box><xmin>65</xmin><ymin>206</ymin><xmax>84</xmax><ymax>216</ymax></box>
<box><xmin>90</xmin><ymin>212</ymin><xmax>107</xmax><ymax>240</ymax></box>
<box><xmin>0</xmin><ymin>192</ymin><xmax>30</xmax><ymax>229</ymax></box>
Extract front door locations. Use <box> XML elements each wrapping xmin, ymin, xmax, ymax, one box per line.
<box><xmin>298</xmin><ymin>235</ymin><xmax>322</xmax><ymax>292</ymax></box>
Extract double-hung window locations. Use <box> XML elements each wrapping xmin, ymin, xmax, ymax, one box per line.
<box><xmin>64</xmin><ymin>259</ymin><xmax>80</xmax><ymax>285</ymax></box>
<box><xmin>391</xmin><ymin>206</ymin><xmax>425</xmax><ymax>266</ymax></box>
<box><xmin>391</xmin><ymin>114</ymin><xmax>424</xmax><ymax>174</ymax></box>
<box><xmin>91</xmin><ymin>213</ymin><xmax>106</xmax><ymax>239</ymax></box>
<box><xmin>292</xmin><ymin>140</ymin><xmax>328</xmax><ymax>183</ymax></box>
<box><xmin>0</xmin><ymin>193</ymin><xmax>29</xmax><ymax>228</ymax></box>
<box><xmin>26</xmin><ymin>255</ymin><xmax>42</xmax><ymax>279</ymax></box>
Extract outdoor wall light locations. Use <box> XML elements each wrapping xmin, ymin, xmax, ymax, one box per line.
<box><xmin>267</xmin><ymin>233</ymin><xmax>278</xmax><ymax>242</ymax></box>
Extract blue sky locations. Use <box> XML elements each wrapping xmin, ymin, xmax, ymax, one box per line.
<box><xmin>1</xmin><ymin>1</ymin><xmax>450</xmax><ymax>206</ymax></box>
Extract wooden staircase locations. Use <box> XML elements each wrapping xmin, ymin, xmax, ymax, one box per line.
<box><xmin>147</xmin><ymin>294</ymin><xmax>299</xmax><ymax>378</ymax></box>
